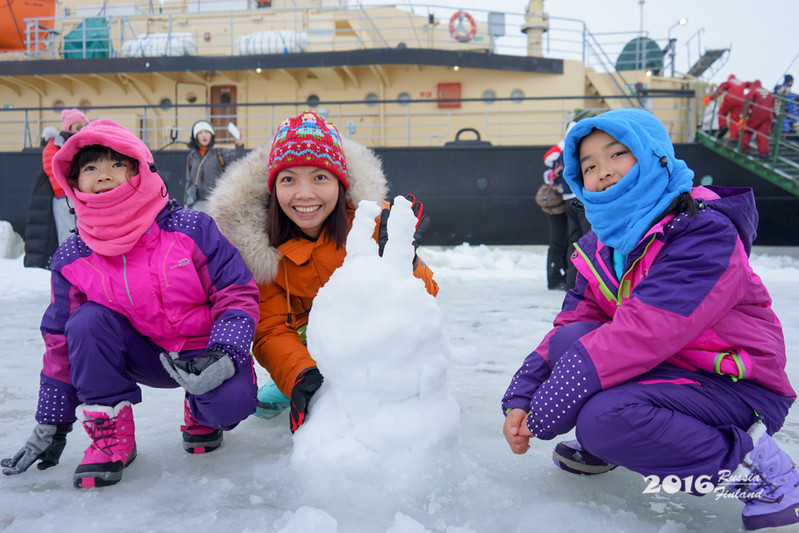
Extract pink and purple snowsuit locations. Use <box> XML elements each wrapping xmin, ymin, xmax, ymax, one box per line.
<box><xmin>36</xmin><ymin>120</ymin><xmax>259</xmax><ymax>431</ymax></box>
<box><xmin>503</xmin><ymin>185</ymin><xmax>794</xmax><ymax>486</ymax></box>
<box><xmin>503</xmin><ymin>109</ymin><xmax>794</xmax><ymax>489</ymax></box>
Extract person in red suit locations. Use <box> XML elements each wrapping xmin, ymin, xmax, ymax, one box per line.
<box><xmin>42</xmin><ymin>108</ymin><xmax>89</xmax><ymax>243</ymax></box>
<box><xmin>710</xmin><ymin>74</ymin><xmax>752</xmax><ymax>142</ymax></box>
<box><xmin>741</xmin><ymin>80</ymin><xmax>776</xmax><ymax>159</ymax></box>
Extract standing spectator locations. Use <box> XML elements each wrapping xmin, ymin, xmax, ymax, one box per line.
<box><xmin>741</xmin><ymin>80</ymin><xmax>776</xmax><ymax>160</ymax></box>
<box><xmin>634</xmin><ymin>82</ymin><xmax>653</xmax><ymax>113</ymax></box>
<box><xmin>184</xmin><ymin>120</ymin><xmax>245</xmax><ymax>213</ymax></box>
<box><xmin>42</xmin><ymin>108</ymin><xmax>88</xmax><ymax>244</ymax></box>
<box><xmin>539</xmin><ymin>143</ymin><xmax>567</xmax><ymax>291</ymax></box>
<box><xmin>539</xmin><ymin>122</ymin><xmax>592</xmax><ymax>290</ymax></box>
<box><xmin>709</xmin><ymin>74</ymin><xmax>751</xmax><ymax>143</ymax></box>
<box><xmin>699</xmin><ymin>91</ymin><xmax>721</xmax><ymax>135</ymax></box>
<box><xmin>23</xmin><ymin>127</ymin><xmax>61</xmax><ymax>269</ymax></box>
<box><xmin>774</xmin><ymin>74</ymin><xmax>797</xmax><ymax>141</ymax></box>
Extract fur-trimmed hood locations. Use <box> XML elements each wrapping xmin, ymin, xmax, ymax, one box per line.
<box><xmin>208</xmin><ymin>136</ymin><xmax>388</xmax><ymax>285</ymax></box>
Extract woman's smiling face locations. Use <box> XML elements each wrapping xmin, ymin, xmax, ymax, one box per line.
<box><xmin>274</xmin><ymin>166</ymin><xmax>340</xmax><ymax>239</ymax></box>
<box><xmin>578</xmin><ymin>130</ymin><xmax>638</xmax><ymax>193</ymax></box>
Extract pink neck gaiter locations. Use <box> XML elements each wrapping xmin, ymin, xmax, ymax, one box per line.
<box><xmin>72</xmin><ymin>173</ymin><xmax>168</xmax><ymax>256</ymax></box>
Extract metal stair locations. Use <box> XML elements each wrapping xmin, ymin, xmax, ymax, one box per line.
<box><xmin>695</xmin><ymin>131</ymin><xmax>799</xmax><ymax>197</ymax></box>
<box><xmin>687</xmin><ymin>48</ymin><xmax>729</xmax><ymax>79</ymax></box>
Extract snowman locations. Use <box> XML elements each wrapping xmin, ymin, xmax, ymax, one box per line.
<box><xmin>291</xmin><ymin>196</ymin><xmax>462</xmax><ymax>506</ymax></box>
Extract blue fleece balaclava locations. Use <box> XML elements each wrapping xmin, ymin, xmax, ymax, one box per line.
<box><xmin>562</xmin><ymin>109</ymin><xmax>694</xmax><ymax>255</ymax></box>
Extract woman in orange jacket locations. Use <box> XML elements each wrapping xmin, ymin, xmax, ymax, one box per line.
<box><xmin>208</xmin><ymin>111</ymin><xmax>438</xmax><ymax>432</ymax></box>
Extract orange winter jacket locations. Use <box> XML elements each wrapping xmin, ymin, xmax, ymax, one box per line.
<box><xmin>253</xmin><ymin>202</ymin><xmax>439</xmax><ymax>396</ymax></box>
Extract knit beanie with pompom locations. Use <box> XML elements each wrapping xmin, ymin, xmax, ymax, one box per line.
<box><xmin>266</xmin><ymin>110</ymin><xmax>348</xmax><ymax>192</ymax></box>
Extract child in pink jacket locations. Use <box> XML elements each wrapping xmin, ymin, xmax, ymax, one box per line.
<box><xmin>2</xmin><ymin>120</ymin><xmax>259</xmax><ymax>488</ymax></box>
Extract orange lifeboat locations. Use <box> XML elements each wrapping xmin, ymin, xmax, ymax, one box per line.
<box><xmin>0</xmin><ymin>0</ymin><xmax>56</xmax><ymax>51</ymax></box>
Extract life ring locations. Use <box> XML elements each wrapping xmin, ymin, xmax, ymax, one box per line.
<box><xmin>449</xmin><ymin>10</ymin><xmax>477</xmax><ymax>43</ymax></box>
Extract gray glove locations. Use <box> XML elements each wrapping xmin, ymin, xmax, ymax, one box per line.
<box><xmin>2</xmin><ymin>423</ymin><xmax>72</xmax><ymax>475</ymax></box>
<box><xmin>160</xmin><ymin>350</ymin><xmax>235</xmax><ymax>395</ymax></box>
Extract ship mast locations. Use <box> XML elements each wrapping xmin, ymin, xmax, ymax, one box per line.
<box><xmin>521</xmin><ymin>0</ymin><xmax>548</xmax><ymax>57</ymax></box>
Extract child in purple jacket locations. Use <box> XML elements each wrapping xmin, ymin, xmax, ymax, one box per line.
<box><xmin>502</xmin><ymin>109</ymin><xmax>798</xmax><ymax>532</ymax></box>
<box><xmin>2</xmin><ymin>120</ymin><xmax>259</xmax><ymax>488</ymax></box>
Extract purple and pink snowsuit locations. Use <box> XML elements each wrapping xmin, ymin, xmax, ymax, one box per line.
<box><xmin>37</xmin><ymin>120</ymin><xmax>259</xmax><ymax>431</ymax></box>
<box><xmin>502</xmin><ymin>183</ymin><xmax>795</xmax><ymax>486</ymax></box>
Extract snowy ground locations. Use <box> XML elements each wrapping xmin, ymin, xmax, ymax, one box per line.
<box><xmin>1</xmin><ymin>215</ymin><xmax>799</xmax><ymax>532</ymax></box>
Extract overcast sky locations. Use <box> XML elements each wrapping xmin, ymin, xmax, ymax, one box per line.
<box><xmin>372</xmin><ymin>0</ymin><xmax>797</xmax><ymax>87</ymax></box>
<box><xmin>542</xmin><ymin>0</ymin><xmax>797</xmax><ymax>86</ymax></box>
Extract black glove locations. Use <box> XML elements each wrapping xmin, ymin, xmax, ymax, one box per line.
<box><xmin>378</xmin><ymin>194</ymin><xmax>430</xmax><ymax>257</ymax></box>
<box><xmin>160</xmin><ymin>350</ymin><xmax>235</xmax><ymax>395</ymax></box>
<box><xmin>290</xmin><ymin>367</ymin><xmax>324</xmax><ymax>433</ymax></box>
<box><xmin>2</xmin><ymin>423</ymin><xmax>72</xmax><ymax>475</ymax></box>
<box><xmin>405</xmin><ymin>194</ymin><xmax>430</xmax><ymax>250</ymax></box>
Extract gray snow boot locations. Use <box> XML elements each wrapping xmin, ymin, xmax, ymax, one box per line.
<box><xmin>552</xmin><ymin>439</ymin><xmax>617</xmax><ymax>476</ymax></box>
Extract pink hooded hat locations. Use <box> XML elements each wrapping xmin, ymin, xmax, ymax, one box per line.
<box><xmin>51</xmin><ymin>119</ymin><xmax>169</xmax><ymax>256</ymax></box>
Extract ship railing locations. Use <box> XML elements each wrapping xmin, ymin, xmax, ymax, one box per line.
<box><xmin>21</xmin><ymin>5</ymin><xmax>496</xmax><ymax>60</ymax></box>
<box><xmin>16</xmin><ymin>3</ymin><xmax>686</xmax><ymax>76</ymax></box>
<box><xmin>580</xmin><ymin>27</ymin><xmax>636</xmax><ymax>108</ymax></box>
<box><xmin>0</xmin><ymin>93</ymin><xmax>696</xmax><ymax>152</ymax></box>
<box><xmin>697</xmin><ymin>90</ymin><xmax>799</xmax><ymax>195</ymax></box>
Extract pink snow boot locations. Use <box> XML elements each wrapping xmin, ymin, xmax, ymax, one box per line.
<box><xmin>732</xmin><ymin>422</ymin><xmax>799</xmax><ymax>531</ymax></box>
<box><xmin>73</xmin><ymin>401</ymin><xmax>137</xmax><ymax>488</ymax></box>
<box><xmin>181</xmin><ymin>398</ymin><xmax>222</xmax><ymax>454</ymax></box>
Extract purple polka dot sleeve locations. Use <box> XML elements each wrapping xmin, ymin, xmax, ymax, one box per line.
<box><xmin>208</xmin><ymin>310</ymin><xmax>255</xmax><ymax>370</ymax></box>
<box><xmin>526</xmin><ymin>351</ymin><xmax>601</xmax><ymax>440</ymax></box>
<box><xmin>501</xmin><ymin>350</ymin><xmax>552</xmax><ymax>414</ymax></box>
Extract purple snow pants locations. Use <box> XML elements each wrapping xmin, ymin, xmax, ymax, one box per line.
<box><xmin>550</xmin><ymin>322</ymin><xmax>794</xmax><ymax>487</ymax></box>
<box><xmin>64</xmin><ymin>302</ymin><xmax>257</xmax><ymax>431</ymax></box>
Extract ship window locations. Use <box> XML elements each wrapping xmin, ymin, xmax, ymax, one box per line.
<box><xmin>306</xmin><ymin>94</ymin><xmax>320</xmax><ymax>108</ymax></box>
<box><xmin>159</xmin><ymin>98</ymin><xmax>173</xmax><ymax>110</ymax></box>
<box><xmin>53</xmin><ymin>100</ymin><xmax>65</xmax><ymax>110</ymax></box>
<box><xmin>510</xmin><ymin>89</ymin><xmax>524</xmax><ymax>104</ymax></box>
<box><xmin>78</xmin><ymin>99</ymin><xmax>92</xmax><ymax>109</ymax></box>
<box><xmin>365</xmin><ymin>93</ymin><xmax>379</xmax><ymax>107</ymax></box>
<box><xmin>398</xmin><ymin>92</ymin><xmax>411</xmax><ymax>106</ymax></box>
<box><xmin>482</xmin><ymin>90</ymin><xmax>496</xmax><ymax>104</ymax></box>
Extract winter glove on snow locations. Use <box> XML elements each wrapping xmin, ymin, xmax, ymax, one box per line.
<box><xmin>290</xmin><ymin>367</ymin><xmax>324</xmax><ymax>433</ymax></box>
<box><xmin>377</xmin><ymin>194</ymin><xmax>431</xmax><ymax>264</ymax></box>
<box><xmin>2</xmin><ymin>423</ymin><xmax>72</xmax><ymax>475</ymax></box>
<box><xmin>160</xmin><ymin>350</ymin><xmax>235</xmax><ymax>395</ymax></box>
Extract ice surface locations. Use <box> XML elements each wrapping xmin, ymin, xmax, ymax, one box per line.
<box><xmin>1</xmin><ymin>216</ymin><xmax>798</xmax><ymax>532</ymax></box>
